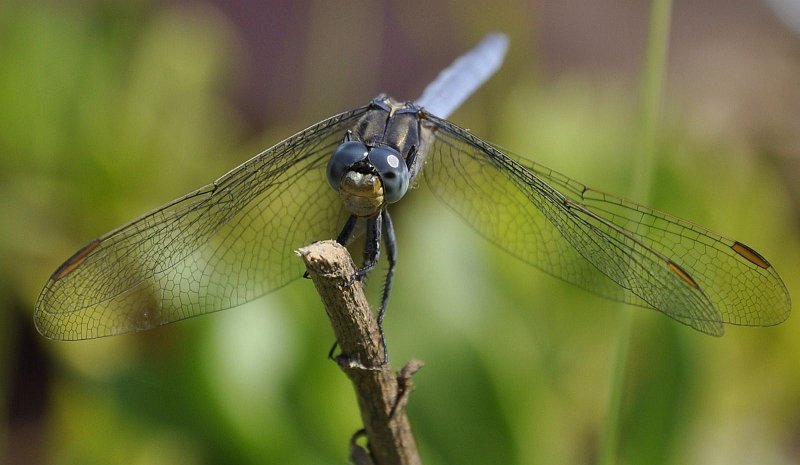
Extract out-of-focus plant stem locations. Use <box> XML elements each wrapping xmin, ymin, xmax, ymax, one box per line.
<box><xmin>598</xmin><ymin>1</ymin><xmax>673</xmax><ymax>464</ymax></box>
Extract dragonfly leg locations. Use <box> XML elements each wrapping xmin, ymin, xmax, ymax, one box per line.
<box><xmin>379</xmin><ymin>210</ymin><xmax>396</xmax><ymax>329</ymax></box>
<box><xmin>374</xmin><ymin>209</ymin><xmax>397</xmax><ymax>364</ymax></box>
<box><xmin>353</xmin><ymin>212</ymin><xmax>382</xmax><ymax>284</ymax></box>
<box><xmin>336</xmin><ymin>214</ymin><xmax>359</xmax><ymax>246</ymax></box>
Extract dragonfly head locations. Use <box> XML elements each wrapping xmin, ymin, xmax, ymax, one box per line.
<box><xmin>327</xmin><ymin>140</ymin><xmax>410</xmax><ymax>216</ymax></box>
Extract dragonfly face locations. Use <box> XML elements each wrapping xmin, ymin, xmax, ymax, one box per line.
<box><xmin>34</xmin><ymin>34</ymin><xmax>790</xmax><ymax>342</ymax></box>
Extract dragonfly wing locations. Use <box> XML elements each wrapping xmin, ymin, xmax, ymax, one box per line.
<box><xmin>35</xmin><ymin>106</ymin><xmax>370</xmax><ymax>340</ymax></box>
<box><xmin>421</xmin><ymin>114</ymin><xmax>790</xmax><ymax>334</ymax></box>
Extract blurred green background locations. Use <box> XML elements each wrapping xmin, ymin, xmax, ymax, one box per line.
<box><xmin>2</xmin><ymin>0</ymin><xmax>800</xmax><ymax>464</ymax></box>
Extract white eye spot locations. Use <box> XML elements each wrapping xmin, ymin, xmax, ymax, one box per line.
<box><xmin>387</xmin><ymin>154</ymin><xmax>400</xmax><ymax>168</ymax></box>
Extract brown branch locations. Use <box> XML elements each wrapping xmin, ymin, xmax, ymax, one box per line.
<box><xmin>297</xmin><ymin>240</ymin><xmax>423</xmax><ymax>465</ymax></box>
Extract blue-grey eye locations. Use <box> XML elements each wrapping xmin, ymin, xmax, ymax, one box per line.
<box><xmin>327</xmin><ymin>141</ymin><xmax>368</xmax><ymax>191</ymax></box>
<box><xmin>368</xmin><ymin>146</ymin><xmax>410</xmax><ymax>203</ymax></box>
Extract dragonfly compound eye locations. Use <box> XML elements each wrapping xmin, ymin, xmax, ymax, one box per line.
<box><xmin>368</xmin><ymin>146</ymin><xmax>410</xmax><ymax>203</ymax></box>
<box><xmin>327</xmin><ymin>141</ymin><xmax>368</xmax><ymax>191</ymax></box>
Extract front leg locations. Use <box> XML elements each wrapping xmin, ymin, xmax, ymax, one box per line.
<box><xmin>375</xmin><ymin>209</ymin><xmax>397</xmax><ymax>364</ymax></box>
<box><xmin>354</xmin><ymin>211</ymin><xmax>382</xmax><ymax>283</ymax></box>
<box><xmin>378</xmin><ymin>210</ymin><xmax>396</xmax><ymax>329</ymax></box>
<box><xmin>336</xmin><ymin>214</ymin><xmax>359</xmax><ymax>246</ymax></box>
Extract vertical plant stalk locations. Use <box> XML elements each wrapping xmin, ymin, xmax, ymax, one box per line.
<box><xmin>598</xmin><ymin>1</ymin><xmax>673</xmax><ymax>464</ymax></box>
<box><xmin>298</xmin><ymin>240</ymin><xmax>423</xmax><ymax>465</ymax></box>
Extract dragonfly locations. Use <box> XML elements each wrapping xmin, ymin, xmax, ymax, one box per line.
<box><xmin>35</xmin><ymin>34</ymin><xmax>790</xmax><ymax>342</ymax></box>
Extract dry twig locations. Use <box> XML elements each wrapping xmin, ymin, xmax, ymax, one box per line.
<box><xmin>297</xmin><ymin>241</ymin><xmax>423</xmax><ymax>465</ymax></box>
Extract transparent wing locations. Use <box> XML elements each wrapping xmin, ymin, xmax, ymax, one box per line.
<box><xmin>35</xmin><ymin>106</ymin><xmax>370</xmax><ymax>340</ymax></box>
<box><xmin>416</xmin><ymin>33</ymin><xmax>509</xmax><ymax>119</ymax></box>
<box><xmin>421</xmin><ymin>114</ymin><xmax>791</xmax><ymax>334</ymax></box>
